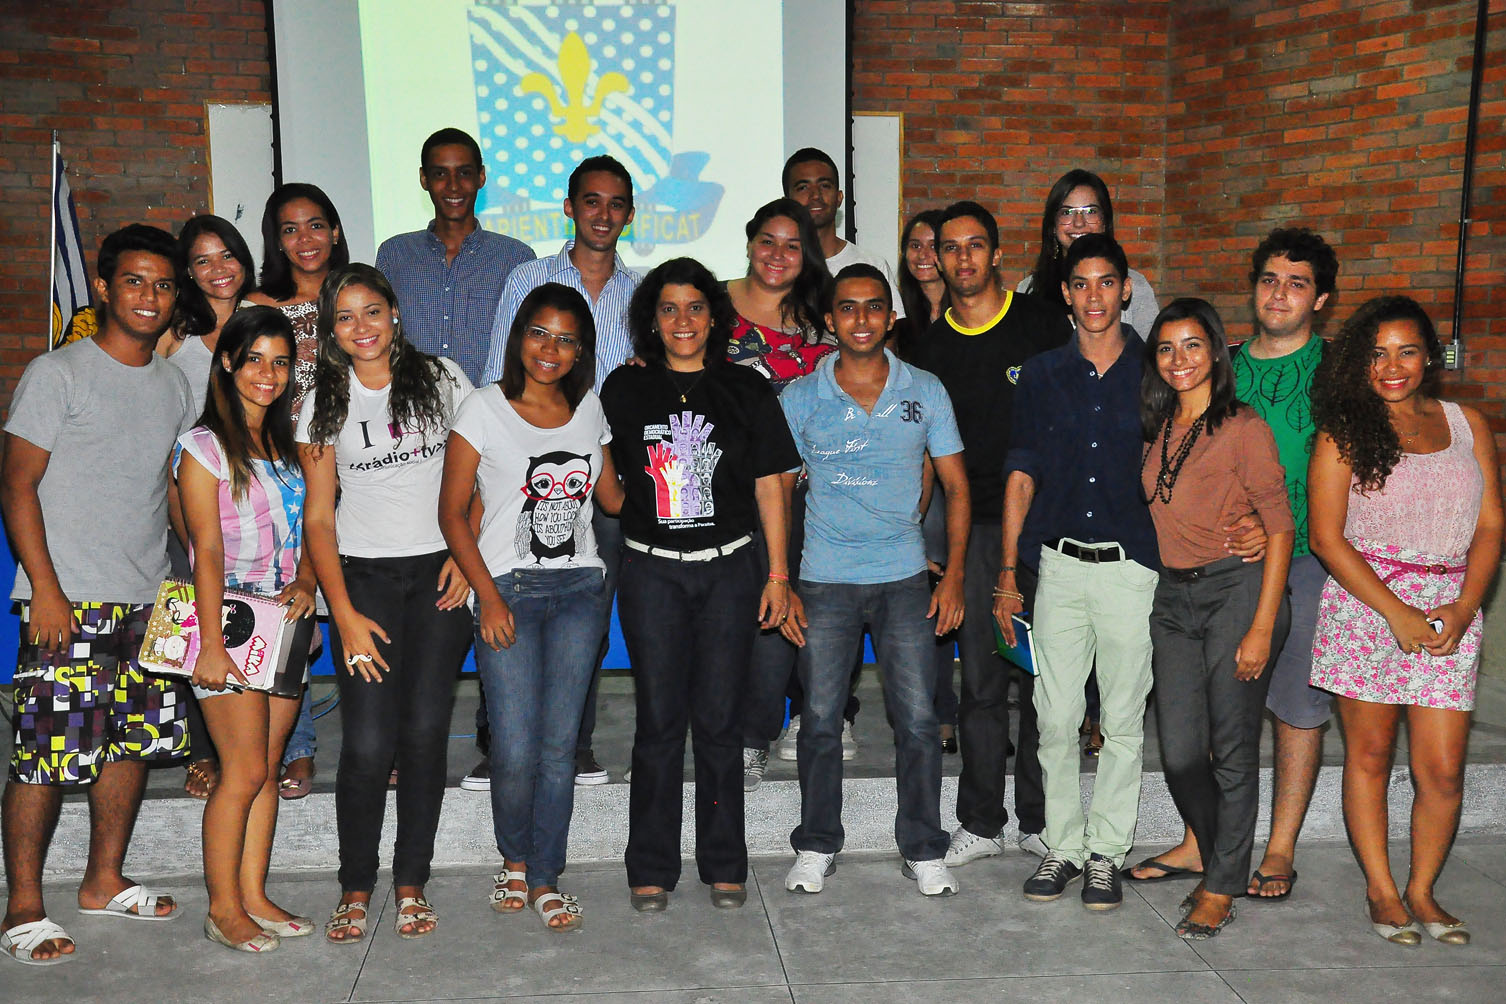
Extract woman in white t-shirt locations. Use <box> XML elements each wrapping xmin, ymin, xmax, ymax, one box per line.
<box><xmin>296</xmin><ymin>264</ymin><xmax>474</xmax><ymax>944</ymax></box>
<box><xmin>439</xmin><ymin>282</ymin><xmax>623</xmax><ymax>932</ymax></box>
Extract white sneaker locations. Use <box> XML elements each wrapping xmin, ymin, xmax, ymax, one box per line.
<box><xmin>1017</xmin><ymin>832</ymin><xmax>1049</xmax><ymax>858</ymax></box>
<box><xmin>742</xmin><ymin>747</ymin><xmax>769</xmax><ymax>792</ymax></box>
<box><xmin>943</xmin><ymin>826</ymin><xmax>1004</xmax><ymax>867</ymax></box>
<box><xmin>785</xmin><ymin>850</ymin><xmax>836</xmax><ymax>893</ymax></box>
<box><xmin>902</xmin><ymin>858</ymin><xmax>959</xmax><ymax>896</ymax></box>
<box><xmin>776</xmin><ymin>718</ymin><xmax>800</xmax><ymax>761</ymax></box>
<box><xmin>840</xmin><ymin>721</ymin><xmax>858</xmax><ymax>761</ymax></box>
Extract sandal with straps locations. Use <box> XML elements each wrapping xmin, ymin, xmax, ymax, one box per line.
<box><xmin>324</xmin><ymin>901</ymin><xmax>368</xmax><ymax>945</ymax></box>
<box><xmin>2</xmin><ymin>918</ymin><xmax>75</xmax><ymax>966</ymax></box>
<box><xmin>532</xmin><ymin>891</ymin><xmax>583</xmax><ymax>932</ymax></box>
<box><xmin>395</xmin><ymin>896</ymin><xmax>437</xmax><ymax>939</ymax></box>
<box><xmin>490</xmin><ymin>869</ymin><xmax>527</xmax><ymax>913</ymax></box>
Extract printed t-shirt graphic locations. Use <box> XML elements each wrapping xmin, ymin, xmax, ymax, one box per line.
<box><xmin>517</xmin><ymin>450</ymin><xmax>595</xmax><ymax>563</ymax></box>
<box><xmin>642</xmin><ymin>410</ymin><xmax>723</xmax><ymax>525</ymax></box>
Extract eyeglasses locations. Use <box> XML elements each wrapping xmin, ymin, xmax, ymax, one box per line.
<box><xmin>1057</xmin><ymin>205</ymin><xmax>1103</xmax><ymax>224</ymax></box>
<box><xmin>524</xmin><ymin>327</ymin><xmax>582</xmax><ymax>351</ymax></box>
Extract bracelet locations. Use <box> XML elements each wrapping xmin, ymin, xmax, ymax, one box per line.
<box><xmin>767</xmin><ymin>573</ymin><xmax>789</xmax><ymax>583</ymax></box>
<box><xmin>1000</xmin><ymin>565</ymin><xmax>1016</xmax><ymax>574</ymax></box>
<box><xmin>993</xmin><ymin>588</ymin><xmax>1024</xmax><ymax>601</ymax></box>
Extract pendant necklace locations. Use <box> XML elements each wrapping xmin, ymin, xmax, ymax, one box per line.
<box><xmin>1144</xmin><ymin>410</ymin><xmax>1208</xmax><ymax>504</ymax></box>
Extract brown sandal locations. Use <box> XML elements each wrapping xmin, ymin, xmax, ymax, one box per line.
<box><xmin>184</xmin><ymin>759</ymin><xmax>219</xmax><ymax>799</ymax></box>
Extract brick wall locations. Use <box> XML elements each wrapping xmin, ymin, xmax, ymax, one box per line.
<box><xmin>0</xmin><ymin>0</ymin><xmax>271</xmax><ymax>406</ymax></box>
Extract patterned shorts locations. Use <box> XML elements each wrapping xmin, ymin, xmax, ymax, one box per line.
<box><xmin>10</xmin><ymin>601</ymin><xmax>190</xmax><ymax>786</ymax></box>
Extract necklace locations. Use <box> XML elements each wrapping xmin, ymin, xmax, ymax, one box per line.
<box><xmin>665</xmin><ymin>366</ymin><xmax>707</xmax><ymax>404</ymax></box>
<box><xmin>1144</xmin><ymin>411</ymin><xmax>1208</xmax><ymax>504</ymax></box>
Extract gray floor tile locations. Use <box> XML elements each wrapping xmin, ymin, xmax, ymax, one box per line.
<box><xmin>348</xmin><ymin>864</ymin><xmax>787</xmax><ymax>1002</ymax></box>
<box><xmin>760</xmin><ymin>852</ymin><xmax>1204</xmax><ymax>984</ymax></box>
<box><xmin>356</xmin><ymin>992</ymin><xmax>794</xmax><ymax>1004</ymax></box>
<box><xmin>791</xmin><ymin>972</ymin><xmax>1243</xmax><ymax>1004</ymax></box>
<box><xmin>1221</xmin><ymin>965</ymin><xmax>1506</xmax><ymax>1002</ymax></box>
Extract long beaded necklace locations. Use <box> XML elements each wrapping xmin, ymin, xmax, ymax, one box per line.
<box><xmin>1144</xmin><ymin>411</ymin><xmax>1208</xmax><ymax>504</ymax></box>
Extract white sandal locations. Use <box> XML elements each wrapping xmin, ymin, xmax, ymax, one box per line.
<box><xmin>77</xmin><ymin>883</ymin><xmax>178</xmax><ymax>921</ymax></box>
<box><xmin>324</xmin><ymin>901</ymin><xmax>368</xmax><ymax>945</ymax></box>
<box><xmin>532</xmin><ymin>891</ymin><xmax>583</xmax><ymax>932</ymax></box>
<box><xmin>2</xmin><ymin>918</ymin><xmax>76</xmax><ymax>966</ymax></box>
<box><xmin>490</xmin><ymin>869</ymin><xmax>527</xmax><ymax>913</ymax></box>
<box><xmin>395</xmin><ymin>896</ymin><xmax>437</xmax><ymax>939</ymax></box>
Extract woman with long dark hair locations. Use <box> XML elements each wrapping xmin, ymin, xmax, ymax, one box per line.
<box><xmin>439</xmin><ymin>282</ymin><xmax>623</xmax><ymax>931</ymax></box>
<box><xmin>177</xmin><ymin>306</ymin><xmax>317</xmax><ymax>953</ymax></box>
<box><xmin>1308</xmin><ymin>296</ymin><xmax>1501</xmax><ymax>945</ymax></box>
<box><xmin>1019</xmin><ymin>169</ymin><xmax>1159</xmax><ymax>337</ymax></box>
<box><xmin>892</xmin><ymin>209</ymin><xmax>948</xmax><ymax>359</ymax></box>
<box><xmin>725</xmin><ymin>198</ymin><xmax>833</xmax><ymax>387</ymax></box>
<box><xmin>297</xmin><ymin>263</ymin><xmax>473</xmax><ymax>944</ymax></box>
<box><xmin>1139</xmin><ymin>298</ymin><xmax>1292</xmax><ymax>940</ymax></box>
<box><xmin>600</xmin><ymin>257</ymin><xmax>800</xmax><ymax>911</ymax></box>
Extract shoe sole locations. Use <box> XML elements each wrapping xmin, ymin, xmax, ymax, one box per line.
<box><xmin>459</xmin><ymin>779</ymin><xmax>490</xmax><ymax>791</ymax></box>
<box><xmin>574</xmin><ymin>773</ymin><xmax>609</xmax><ymax>786</ymax></box>
<box><xmin>1082</xmin><ymin>898</ymin><xmax>1122</xmax><ymax>911</ymax></box>
<box><xmin>901</xmin><ymin>863</ymin><xmax>957</xmax><ymax>896</ymax></box>
<box><xmin>944</xmin><ymin>847</ymin><xmax>1002</xmax><ymax>868</ymax></box>
<box><xmin>743</xmin><ymin>778</ymin><xmax>763</xmax><ymax>793</ymax></box>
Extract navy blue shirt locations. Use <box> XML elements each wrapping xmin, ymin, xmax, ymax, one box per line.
<box><xmin>1004</xmin><ymin>330</ymin><xmax>1160</xmax><ymax>573</ymax></box>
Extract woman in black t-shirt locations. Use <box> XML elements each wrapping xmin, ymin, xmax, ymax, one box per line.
<box><xmin>599</xmin><ymin>257</ymin><xmax>801</xmax><ymax>912</ymax></box>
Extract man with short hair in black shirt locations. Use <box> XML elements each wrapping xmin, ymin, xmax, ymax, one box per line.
<box><xmin>912</xmin><ymin>201</ymin><xmax>1070</xmax><ymax>868</ymax></box>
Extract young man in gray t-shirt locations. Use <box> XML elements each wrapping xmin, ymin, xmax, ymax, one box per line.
<box><xmin>1</xmin><ymin>225</ymin><xmax>194</xmax><ymax>965</ymax></box>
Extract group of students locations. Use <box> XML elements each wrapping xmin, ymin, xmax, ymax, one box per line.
<box><xmin>0</xmin><ymin>128</ymin><xmax>1498</xmax><ymax>967</ymax></box>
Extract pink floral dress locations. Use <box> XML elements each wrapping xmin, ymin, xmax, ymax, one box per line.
<box><xmin>1309</xmin><ymin>402</ymin><xmax>1484</xmax><ymax>709</ymax></box>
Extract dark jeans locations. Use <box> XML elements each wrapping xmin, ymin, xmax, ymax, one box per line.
<box><xmin>331</xmin><ymin>550</ymin><xmax>472</xmax><ymax>892</ymax></box>
<box><xmin>619</xmin><ymin>545</ymin><xmax>759</xmax><ymax>890</ymax></box>
<box><xmin>921</xmin><ymin>497</ymin><xmax>960</xmax><ymax>727</ymax></box>
<box><xmin>742</xmin><ymin>482</ymin><xmax>859</xmax><ymax>748</ymax></box>
<box><xmin>955</xmin><ymin>522</ymin><xmax>1045</xmax><ymax>838</ymax></box>
<box><xmin>474</xmin><ymin>508</ymin><xmax>622</xmax><ymax>757</ymax></box>
<box><xmin>793</xmin><ymin>573</ymin><xmax>948</xmax><ymax>861</ymax></box>
<box><xmin>476</xmin><ymin>567</ymin><xmax>604</xmax><ymax>888</ymax></box>
<box><xmin>1150</xmin><ymin>558</ymin><xmax>1290</xmax><ymax>896</ymax></box>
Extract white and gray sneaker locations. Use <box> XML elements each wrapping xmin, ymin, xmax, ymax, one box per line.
<box><xmin>785</xmin><ymin>850</ymin><xmax>836</xmax><ymax>893</ymax></box>
<box><xmin>840</xmin><ymin>721</ymin><xmax>859</xmax><ymax>761</ymax></box>
<box><xmin>943</xmin><ymin>826</ymin><xmax>1004</xmax><ymax>867</ymax></box>
<box><xmin>1017</xmin><ymin>832</ymin><xmax>1049</xmax><ymax>858</ymax></box>
<box><xmin>742</xmin><ymin>747</ymin><xmax>769</xmax><ymax>792</ymax></box>
<box><xmin>902</xmin><ymin>858</ymin><xmax>959</xmax><ymax>896</ymax></box>
<box><xmin>776</xmin><ymin>718</ymin><xmax>801</xmax><ymax>761</ymax></box>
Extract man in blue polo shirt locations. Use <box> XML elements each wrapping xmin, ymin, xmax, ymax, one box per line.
<box><xmin>996</xmin><ymin>234</ymin><xmax>1159</xmax><ymax>910</ymax></box>
<box><xmin>778</xmin><ymin>264</ymin><xmax>971</xmax><ymax>897</ymax></box>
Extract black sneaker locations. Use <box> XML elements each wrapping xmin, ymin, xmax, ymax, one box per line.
<box><xmin>574</xmin><ymin>749</ymin><xmax>609</xmax><ymax>786</ymax></box>
<box><xmin>1023</xmin><ymin>852</ymin><xmax>1083</xmax><ymax>902</ymax></box>
<box><xmin>1081</xmin><ymin>853</ymin><xmax>1122</xmax><ymax>910</ymax></box>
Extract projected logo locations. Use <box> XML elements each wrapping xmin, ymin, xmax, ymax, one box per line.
<box><xmin>468</xmin><ymin>1</ymin><xmax>723</xmax><ymax>252</ymax></box>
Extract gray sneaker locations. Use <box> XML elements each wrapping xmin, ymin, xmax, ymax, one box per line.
<box><xmin>1081</xmin><ymin>854</ymin><xmax>1122</xmax><ymax>910</ymax></box>
<box><xmin>776</xmin><ymin>718</ymin><xmax>800</xmax><ymax>761</ymax></box>
<box><xmin>943</xmin><ymin>826</ymin><xmax>1004</xmax><ymax>867</ymax></box>
<box><xmin>1017</xmin><ymin>832</ymin><xmax>1049</xmax><ymax>858</ymax></box>
<box><xmin>1023</xmin><ymin>852</ymin><xmax>1083</xmax><ymax>901</ymax></box>
<box><xmin>742</xmin><ymin>747</ymin><xmax>769</xmax><ymax>792</ymax></box>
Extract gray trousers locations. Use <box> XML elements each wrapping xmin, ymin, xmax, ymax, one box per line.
<box><xmin>1149</xmin><ymin>558</ymin><xmax>1290</xmax><ymax>896</ymax></box>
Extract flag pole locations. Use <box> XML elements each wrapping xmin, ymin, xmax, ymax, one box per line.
<box><xmin>48</xmin><ymin>131</ymin><xmax>60</xmax><ymax>350</ymax></box>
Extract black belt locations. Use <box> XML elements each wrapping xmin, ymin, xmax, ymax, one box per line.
<box><xmin>1044</xmin><ymin>538</ymin><xmax>1124</xmax><ymax>563</ymax></box>
<box><xmin>1162</xmin><ymin>555</ymin><xmax>1248</xmax><ymax>582</ymax></box>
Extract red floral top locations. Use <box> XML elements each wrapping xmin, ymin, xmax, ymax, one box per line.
<box><xmin>725</xmin><ymin>314</ymin><xmax>835</xmax><ymax>390</ymax></box>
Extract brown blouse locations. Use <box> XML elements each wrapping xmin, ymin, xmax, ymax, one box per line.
<box><xmin>1141</xmin><ymin>407</ymin><xmax>1294</xmax><ymax>569</ymax></box>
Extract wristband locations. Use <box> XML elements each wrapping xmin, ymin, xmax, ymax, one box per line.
<box><xmin>999</xmin><ymin>565</ymin><xmax>1016</xmax><ymax>574</ymax></box>
<box><xmin>767</xmin><ymin>573</ymin><xmax>789</xmax><ymax>583</ymax></box>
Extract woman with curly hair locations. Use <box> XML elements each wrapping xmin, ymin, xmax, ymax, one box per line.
<box><xmin>296</xmin><ymin>264</ymin><xmax>474</xmax><ymax>943</ymax></box>
<box><xmin>725</xmin><ymin>198</ymin><xmax>833</xmax><ymax>387</ymax></box>
<box><xmin>1140</xmin><ymin>298</ymin><xmax>1293</xmax><ymax>940</ymax></box>
<box><xmin>599</xmin><ymin>257</ymin><xmax>800</xmax><ymax>912</ymax></box>
<box><xmin>1308</xmin><ymin>295</ymin><xmax>1501</xmax><ymax>946</ymax></box>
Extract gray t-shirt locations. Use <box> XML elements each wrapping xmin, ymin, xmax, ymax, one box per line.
<box><xmin>826</xmin><ymin>240</ymin><xmax>906</xmax><ymax>319</ymax></box>
<box><xmin>165</xmin><ymin>334</ymin><xmax>214</xmax><ymax>418</ymax></box>
<box><xmin>6</xmin><ymin>337</ymin><xmax>194</xmax><ymax>603</ymax></box>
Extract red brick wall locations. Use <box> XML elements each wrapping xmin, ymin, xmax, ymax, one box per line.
<box><xmin>0</xmin><ymin>0</ymin><xmax>271</xmax><ymax>406</ymax></box>
<box><xmin>853</xmin><ymin>0</ymin><xmax>1172</xmax><ymax>291</ymax></box>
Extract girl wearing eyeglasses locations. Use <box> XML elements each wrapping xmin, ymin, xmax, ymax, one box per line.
<box><xmin>439</xmin><ymin>282</ymin><xmax>623</xmax><ymax>933</ymax></box>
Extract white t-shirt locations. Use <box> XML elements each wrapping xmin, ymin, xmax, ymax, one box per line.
<box><xmin>295</xmin><ymin>356</ymin><xmax>473</xmax><ymax>558</ymax></box>
<box><xmin>449</xmin><ymin>385</ymin><xmax>611</xmax><ymax>576</ymax></box>
<box><xmin>826</xmin><ymin>240</ymin><xmax>905</xmax><ymax>319</ymax></box>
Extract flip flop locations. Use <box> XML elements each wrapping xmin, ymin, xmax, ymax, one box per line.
<box><xmin>77</xmin><ymin>884</ymin><xmax>179</xmax><ymax>921</ymax></box>
<box><xmin>1249</xmin><ymin>869</ymin><xmax>1297</xmax><ymax>901</ymax></box>
<box><xmin>278</xmin><ymin>776</ymin><xmax>311</xmax><ymax>800</ymax></box>
<box><xmin>1122</xmin><ymin>856</ymin><xmax>1203</xmax><ymax>883</ymax></box>
<box><xmin>2</xmin><ymin>918</ymin><xmax>75</xmax><ymax>966</ymax></box>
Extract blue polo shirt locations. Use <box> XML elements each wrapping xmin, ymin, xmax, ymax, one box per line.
<box><xmin>781</xmin><ymin>350</ymin><xmax>964</xmax><ymax>584</ymax></box>
<box><xmin>1004</xmin><ymin>331</ymin><xmax>1160</xmax><ymax>573</ymax></box>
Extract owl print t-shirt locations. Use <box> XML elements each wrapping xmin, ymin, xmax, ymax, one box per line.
<box><xmin>449</xmin><ymin>385</ymin><xmax>611</xmax><ymax>575</ymax></box>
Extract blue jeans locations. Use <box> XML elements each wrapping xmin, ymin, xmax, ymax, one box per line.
<box><xmin>475</xmin><ymin>566</ymin><xmax>605</xmax><ymax>888</ymax></box>
<box><xmin>282</xmin><ymin>686</ymin><xmax>317</xmax><ymax>765</ymax></box>
<box><xmin>793</xmin><ymin>572</ymin><xmax>948</xmax><ymax>861</ymax></box>
<box><xmin>619</xmin><ymin>545</ymin><xmax>759</xmax><ymax>890</ymax></box>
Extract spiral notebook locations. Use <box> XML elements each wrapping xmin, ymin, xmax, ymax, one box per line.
<box><xmin>138</xmin><ymin>578</ymin><xmax>311</xmax><ymax>698</ymax></box>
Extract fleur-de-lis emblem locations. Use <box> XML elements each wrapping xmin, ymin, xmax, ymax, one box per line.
<box><xmin>518</xmin><ymin>31</ymin><xmax>630</xmax><ymax>144</ymax></box>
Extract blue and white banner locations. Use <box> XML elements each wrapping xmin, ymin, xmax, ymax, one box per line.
<box><xmin>50</xmin><ymin>138</ymin><xmax>90</xmax><ymax>349</ymax></box>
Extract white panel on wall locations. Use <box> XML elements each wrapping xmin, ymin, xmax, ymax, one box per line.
<box><xmin>851</xmin><ymin>112</ymin><xmax>902</xmax><ymax>265</ymax></box>
<box><xmin>207</xmin><ymin>102</ymin><xmax>275</xmax><ymax>267</ymax></box>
